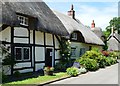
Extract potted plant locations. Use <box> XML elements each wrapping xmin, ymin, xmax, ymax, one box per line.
<box><xmin>44</xmin><ymin>66</ymin><xmax>54</xmax><ymax>75</ymax></box>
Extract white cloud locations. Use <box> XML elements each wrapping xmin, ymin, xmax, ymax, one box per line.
<box><xmin>76</xmin><ymin>3</ymin><xmax>118</xmax><ymax>30</ymax></box>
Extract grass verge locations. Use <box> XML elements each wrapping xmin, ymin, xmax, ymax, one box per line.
<box><xmin>2</xmin><ymin>72</ymin><xmax>69</xmax><ymax>86</ymax></box>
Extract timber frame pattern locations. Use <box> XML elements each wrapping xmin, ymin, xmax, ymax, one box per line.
<box><xmin>2</xmin><ymin>25</ymin><xmax>61</xmax><ymax>75</ymax></box>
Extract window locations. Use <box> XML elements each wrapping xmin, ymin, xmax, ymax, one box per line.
<box><xmin>79</xmin><ymin>48</ymin><xmax>85</xmax><ymax>56</ymax></box>
<box><xmin>71</xmin><ymin>33</ymin><xmax>77</xmax><ymax>40</ymax></box>
<box><xmin>71</xmin><ymin>48</ymin><xmax>76</xmax><ymax>57</ymax></box>
<box><xmin>15</xmin><ymin>47</ymin><xmax>30</xmax><ymax>61</ymax></box>
<box><xmin>15</xmin><ymin>48</ymin><xmax>22</xmax><ymax>60</ymax></box>
<box><xmin>17</xmin><ymin>15</ymin><xmax>28</xmax><ymax>26</ymax></box>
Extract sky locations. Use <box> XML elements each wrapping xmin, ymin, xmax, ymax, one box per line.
<box><xmin>44</xmin><ymin>0</ymin><xmax>119</xmax><ymax>31</ymax></box>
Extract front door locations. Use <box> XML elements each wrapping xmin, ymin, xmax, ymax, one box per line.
<box><xmin>45</xmin><ymin>48</ymin><xmax>52</xmax><ymax>67</ymax></box>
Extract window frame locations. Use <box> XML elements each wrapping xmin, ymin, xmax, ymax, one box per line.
<box><xmin>15</xmin><ymin>47</ymin><xmax>30</xmax><ymax>61</ymax></box>
<box><xmin>71</xmin><ymin>33</ymin><xmax>77</xmax><ymax>40</ymax></box>
<box><xmin>17</xmin><ymin>15</ymin><xmax>28</xmax><ymax>26</ymax></box>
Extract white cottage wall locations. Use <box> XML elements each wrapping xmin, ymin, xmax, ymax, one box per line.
<box><xmin>0</xmin><ymin>26</ymin><xmax>11</xmax><ymax>42</ymax></box>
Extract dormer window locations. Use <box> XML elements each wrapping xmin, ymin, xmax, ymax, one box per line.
<box><xmin>18</xmin><ymin>15</ymin><xmax>28</xmax><ymax>26</ymax></box>
<box><xmin>71</xmin><ymin>33</ymin><xmax>77</xmax><ymax>40</ymax></box>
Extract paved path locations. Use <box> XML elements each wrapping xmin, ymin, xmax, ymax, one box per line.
<box><xmin>50</xmin><ymin>62</ymin><xmax>119</xmax><ymax>84</ymax></box>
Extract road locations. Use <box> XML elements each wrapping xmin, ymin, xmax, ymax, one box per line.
<box><xmin>49</xmin><ymin>61</ymin><xmax>119</xmax><ymax>84</ymax></box>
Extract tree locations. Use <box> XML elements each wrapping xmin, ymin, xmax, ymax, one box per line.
<box><xmin>104</xmin><ymin>17</ymin><xmax>120</xmax><ymax>38</ymax></box>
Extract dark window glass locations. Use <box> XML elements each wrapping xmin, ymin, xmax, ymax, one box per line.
<box><xmin>15</xmin><ymin>48</ymin><xmax>22</xmax><ymax>60</ymax></box>
<box><xmin>79</xmin><ymin>48</ymin><xmax>85</xmax><ymax>56</ymax></box>
<box><xmin>23</xmin><ymin>48</ymin><xmax>29</xmax><ymax>60</ymax></box>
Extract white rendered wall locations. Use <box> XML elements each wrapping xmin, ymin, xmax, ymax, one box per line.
<box><xmin>35</xmin><ymin>63</ymin><xmax>45</xmax><ymax>71</ymax></box>
<box><xmin>35</xmin><ymin>31</ymin><xmax>44</xmax><ymax>45</ymax></box>
<box><xmin>0</xmin><ymin>26</ymin><xmax>11</xmax><ymax>42</ymax></box>
<box><xmin>46</xmin><ymin>33</ymin><xmax>53</xmax><ymax>45</ymax></box>
<box><xmin>14</xmin><ymin>27</ymin><xmax>29</xmax><ymax>43</ymax></box>
<box><xmin>35</xmin><ymin>47</ymin><xmax>45</xmax><ymax>61</ymax></box>
<box><xmin>14</xmin><ymin>27</ymin><xmax>28</xmax><ymax>37</ymax></box>
<box><xmin>14</xmin><ymin>62</ymin><xmax>31</xmax><ymax>69</ymax></box>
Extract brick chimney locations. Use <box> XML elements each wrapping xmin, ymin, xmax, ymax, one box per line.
<box><xmin>91</xmin><ymin>20</ymin><xmax>95</xmax><ymax>28</ymax></box>
<box><xmin>68</xmin><ymin>4</ymin><xmax>75</xmax><ymax>19</ymax></box>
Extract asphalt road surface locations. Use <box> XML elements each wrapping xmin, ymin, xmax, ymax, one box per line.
<box><xmin>49</xmin><ymin>61</ymin><xmax>119</xmax><ymax>84</ymax></box>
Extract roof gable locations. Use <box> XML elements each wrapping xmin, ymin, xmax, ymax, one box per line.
<box><xmin>53</xmin><ymin>10</ymin><xmax>104</xmax><ymax>45</ymax></box>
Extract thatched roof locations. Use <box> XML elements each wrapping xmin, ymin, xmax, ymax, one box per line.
<box><xmin>0</xmin><ymin>1</ymin><xmax>68</xmax><ymax>36</ymax></box>
<box><xmin>108</xmin><ymin>33</ymin><xmax>120</xmax><ymax>51</ymax></box>
<box><xmin>53</xmin><ymin>10</ymin><xmax>104</xmax><ymax>45</ymax></box>
<box><xmin>0</xmin><ymin>1</ymin><xmax>19</xmax><ymax>26</ymax></box>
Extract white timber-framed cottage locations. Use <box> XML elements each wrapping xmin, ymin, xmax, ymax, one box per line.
<box><xmin>0</xmin><ymin>1</ymin><xmax>68</xmax><ymax>75</ymax></box>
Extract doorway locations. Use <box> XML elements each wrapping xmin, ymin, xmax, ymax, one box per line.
<box><xmin>45</xmin><ymin>48</ymin><xmax>53</xmax><ymax>67</ymax></box>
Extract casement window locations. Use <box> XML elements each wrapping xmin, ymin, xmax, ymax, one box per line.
<box><xmin>15</xmin><ymin>47</ymin><xmax>30</xmax><ymax>61</ymax></box>
<box><xmin>17</xmin><ymin>15</ymin><xmax>28</xmax><ymax>26</ymax></box>
<box><xmin>79</xmin><ymin>48</ymin><xmax>85</xmax><ymax>56</ymax></box>
<box><xmin>71</xmin><ymin>48</ymin><xmax>76</xmax><ymax>57</ymax></box>
<box><xmin>71</xmin><ymin>33</ymin><xmax>77</xmax><ymax>40</ymax></box>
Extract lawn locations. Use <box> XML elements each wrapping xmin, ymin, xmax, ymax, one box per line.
<box><xmin>2</xmin><ymin>72</ymin><xmax>69</xmax><ymax>85</ymax></box>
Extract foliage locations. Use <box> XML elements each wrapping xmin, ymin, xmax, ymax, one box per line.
<box><xmin>2</xmin><ymin>72</ymin><xmax>8</xmax><ymax>82</ymax></box>
<box><xmin>101</xmin><ymin>50</ymin><xmax>109</xmax><ymax>57</ymax></box>
<box><xmin>109</xmin><ymin>51</ymin><xmax>118</xmax><ymax>59</ymax></box>
<box><xmin>55</xmin><ymin>62</ymin><xmax>67</xmax><ymax>71</ymax></box>
<box><xmin>76</xmin><ymin>58</ymin><xmax>99</xmax><ymax>71</ymax></box>
<box><xmin>66</xmin><ymin>67</ymin><xmax>79</xmax><ymax>76</ymax></box>
<box><xmin>104</xmin><ymin>17</ymin><xmax>120</xmax><ymax>38</ymax></box>
<box><xmin>0</xmin><ymin>44</ymin><xmax>16</xmax><ymax>66</ymax></box>
<box><xmin>59</xmin><ymin>38</ymin><xmax>71</xmax><ymax>64</ymax></box>
<box><xmin>13</xmin><ymin>71</ymin><xmax>21</xmax><ymax>77</ymax></box>
<box><xmin>96</xmin><ymin>55</ymin><xmax>106</xmax><ymax>68</ymax></box>
<box><xmin>75</xmin><ymin>49</ymin><xmax>118</xmax><ymax>71</ymax></box>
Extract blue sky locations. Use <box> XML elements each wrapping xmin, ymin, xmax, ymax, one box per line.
<box><xmin>44</xmin><ymin>0</ymin><xmax>119</xmax><ymax>30</ymax></box>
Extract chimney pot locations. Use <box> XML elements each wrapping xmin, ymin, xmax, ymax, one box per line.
<box><xmin>91</xmin><ymin>20</ymin><xmax>95</xmax><ymax>28</ymax></box>
<box><xmin>67</xmin><ymin>4</ymin><xmax>75</xmax><ymax>19</ymax></box>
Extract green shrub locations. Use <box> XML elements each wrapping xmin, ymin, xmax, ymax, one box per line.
<box><xmin>13</xmin><ymin>71</ymin><xmax>21</xmax><ymax>77</ymax></box>
<box><xmin>55</xmin><ymin>62</ymin><xmax>67</xmax><ymax>71</ymax></box>
<box><xmin>105</xmin><ymin>57</ymin><xmax>111</xmax><ymax>66</ymax></box>
<box><xmin>66</xmin><ymin>67</ymin><xmax>79</xmax><ymax>76</ymax></box>
<box><xmin>2</xmin><ymin>72</ymin><xmax>8</xmax><ymax>82</ymax></box>
<box><xmin>76</xmin><ymin>58</ymin><xmax>99</xmax><ymax>71</ymax></box>
<box><xmin>95</xmin><ymin>55</ymin><xmax>106</xmax><ymax>68</ymax></box>
<box><xmin>109</xmin><ymin>51</ymin><xmax>118</xmax><ymax>59</ymax></box>
<box><xmin>80</xmin><ymin>50</ymin><xmax>101</xmax><ymax>60</ymax></box>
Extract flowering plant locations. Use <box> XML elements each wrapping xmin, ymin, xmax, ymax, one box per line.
<box><xmin>101</xmin><ymin>51</ymin><xmax>109</xmax><ymax>57</ymax></box>
<box><xmin>44</xmin><ymin>67</ymin><xmax>54</xmax><ymax>72</ymax></box>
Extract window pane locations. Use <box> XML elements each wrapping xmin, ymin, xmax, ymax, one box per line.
<box><xmin>71</xmin><ymin>48</ymin><xmax>76</xmax><ymax>56</ymax></box>
<box><xmin>23</xmin><ymin>48</ymin><xmax>30</xmax><ymax>60</ymax></box>
<box><xmin>15</xmin><ymin>48</ymin><xmax>22</xmax><ymax>60</ymax></box>
<box><xmin>80</xmin><ymin>48</ymin><xmax>85</xmax><ymax>56</ymax></box>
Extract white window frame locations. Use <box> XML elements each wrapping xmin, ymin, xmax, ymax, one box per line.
<box><xmin>17</xmin><ymin>15</ymin><xmax>28</xmax><ymax>26</ymax></box>
<box><xmin>15</xmin><ymin>47</ymin><xmax>30</xmax><ymax>61</ymax></box>
<box><xmin>71</xmin><ymin>33</ymin><xmax>77</xmax><ymax>40</ymax></box>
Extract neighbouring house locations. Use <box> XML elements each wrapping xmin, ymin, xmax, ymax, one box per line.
<box><xmin>53</xmin><ymin>5</ymin><xmax>104</xmax><ymax>60</ymax></box>
<box><xmin>0</xmin><ymin>1</ymin><xmax>68</xmax><ymax>75</ymax></box>
<box><xmin>107</xmin><ymin>27</ymin><xmax>120</xmax><ymax>51</ymax></box>
<box><xmin>91</xmin><ymin>20</ymin><xmax>103</xmax><ymax>39</ymax></box>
